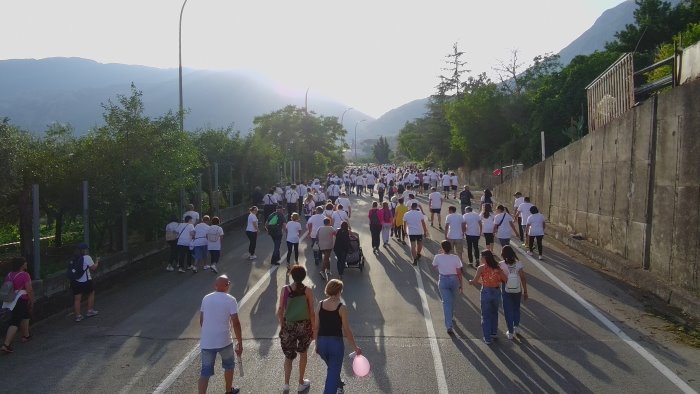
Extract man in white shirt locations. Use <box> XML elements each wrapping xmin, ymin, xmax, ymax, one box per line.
<box><xmin>183</xmin><ymin>204</ymin><xmax>200</xmax><ymax>224</ymax></box>
<box><xmin>336</xmin><ymin>192</ymin><xmax>352</xmax><ymax>218</ymax></box>
<box><xmin>306</xmin><ymin>206</ymin><xmax>326</xmax><ymax>265</ymax></box>
<box><xmin>463</xmin><ymin>206</ymin><xmax>482</xmax><ymax>267</ymax></box>
<box><xmin>441</xmin><ymin>173</ymin><xmax>452</xmax><ymax>199</ymax></box>
<box><xmin>198</xmin><ymin>275</ymin><xmax>243</xmax><ymax>394</ymax></box>
<box><xmin>327</xmin><ymin>182</ymin><xmax>340</xmax><ymax>204</ymax></box>
<box><xmin>403</xmin><ymin>202</ymin><xmax>429</xmax><ymax>265</ymax></box>
<box><xmin>285</xmin><ymin>185</ymin><xmax>300</xmax><ymax>221</ymax></box>
<box><xmin>366</xmin><ymin>172</ymin><xmax>376</xmax><ymax>197</ymax></box>
<box><xmin>516</xmin><ymin>196</ymin><xmax>534</xmax><ymax>247</ymax></box>
<box><xmin>513</xmin><ymin>192</ymin><xmax>525</xmax><ymax>243</ymax></box>
<box><xmin>428</xmin><ymin>187</ymin><xmax>444</xmax><ymax>229</ymax></box>
<box><xmin>450</xmin><ymin>172</ymin><xmax>459</xmax><ymax>199</ymax></box>
<box><xmin>262</xmin><ymin>189</ymin><xmax>278</xmax><ymax>222</ymax></box>
<box><xmin>444</xmin><ymin>205</ymin><xmax>465</xmax><ymax>263</ymax></box>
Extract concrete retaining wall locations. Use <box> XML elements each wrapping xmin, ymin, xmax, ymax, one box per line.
<box><xmin>493</xmin><ymin>78</ymin><xmax>700</xmax><ymax>307</ymax></box>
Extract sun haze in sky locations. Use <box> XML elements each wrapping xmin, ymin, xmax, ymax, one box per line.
<box><xmin>1</xmin><ymin>0</ymin><xmax>626</xmax><ymax>118</ymax></box>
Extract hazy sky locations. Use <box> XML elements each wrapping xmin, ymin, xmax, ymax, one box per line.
<box><xmin>2</xmin><ymin>0</ymin><xmax>626</xmax><ymax>118</ymax></box>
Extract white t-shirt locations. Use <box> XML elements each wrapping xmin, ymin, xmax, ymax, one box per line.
<box><xmin>285</xmin><ymin>189</ymin><xmax>299</xmax><ymax>203</ymax></box>
<box><xmin>499</xmin><ymin>260</ymin><xmax>524</xmax><ymax>278</ymax></box>
<box><xmin>76</xmin><ymin>255</ymin><xmax>95</xmax><ymax>282</ymax></box>
<box><xmin>518</xmin><ymin>202</ymin><xmax>534</xmax><ymax>225</ymax></box>
<box><xmin>193</xmin><ymin>223</ymin><xmax>210</xmax><ymax>246</ymax></box>
<box><xmin>183</xmin><ymin>210</ymin><xmax>200</xmax><ymax>223</ymax></box>
<box><xmin>494</xmin><ymin>213</ymin><xmax>514</xmax><ymax>239</ymax></box>
<box><xmin>331</xmin><ymin>210</ymin><xmax>349</xmax><ymax>229</ymax></box>
<box><xmin>328</xmin><ymin>184</ymin><xmax>340</xmax><ymax>197</ymax></box>
<box><xmin>432</xmin><ymin>253</ymin><xmax>463</xmax><ymax>275</ymax></box>
<box><xmin>513</xmin><ymin>197</ymin><xmax>524</xmax><ymax>211</ymax></box>
<box><xmin>366</xmin><ymin>174</ymin><xmax>376</xmax><ymax>184</ymax></box>
<box><xmin>403</xmin><ymin>209</ymin><xmax>425</xmax><ymax>235</ymax></box>
<box><xmin>165</xmin><ymin>221</ymin><xmax>179</xmax><ymax>236</ymax></box>
<box><xmin>336</xmin><ymin>197</ymin><xmax>351</xmax><ymax>213</ymax></box>
<box><xmin>307</xmin><ymin>214</ymin><xmax>326</xmax><ymax>238</ymax></box>
<box><xmin>177</xmin><ymin>222</ymin><xmax>195</xmax><ymax>246</ymax></box>
<box><xmin>441</xmin><ymin>174</ymin><xmax>451</xmax><ymax>186</ymax></box>
<box><xmin>200</xmin><ymin>292</ymin><xmax>239</xmax><ymax>350</ymax></box>
<box><xmin>526</xmin><ymin>213</ymin><xmax>546</xmax><ymax>236</ymax></box>
<box><xmin>206</xmin><ymin>225</ymin><xmax>224</xmax><ymax>250</ymax></box>
<box><xmin>450</xmin><ymin>175</ymin><xmax>458</xmax><ymax>187</ymax></box>
<box><xmin>463</xmin><ymin>212</ymin><xmax>482</xmax><ymax>236</ymax></box>
<box><xmin>428</xmin><ymin>192</ymin><xmax>443</xmax><ymax>209</ymax></box>
<box><xmin>246</xmin><ymin>213</ymin><xmax>258</xmax><ymax>232</ymax></box>
<box><xmin>481</xmin><ymin>214</ymin><xmax>495</xmax><ymax>234</ymax></box>
<box><xmin>263</xmin><ymin>194</ymin><xmax>277</xmax><ymax>205</ymax></box>
<box><xmin>286</xmin><ymin>221</ymin><xmax>303</xmax><ymax>243</ymax></box>
<box><xmin>445</xmin><ymin>213</ymin><xmax>464</xmax><ymax>239</ymax></box>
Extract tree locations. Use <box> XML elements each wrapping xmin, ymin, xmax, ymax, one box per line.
<box><xmin>373</xmin><ymin>136</ymin><xmax>391</xmax><ymax>164</ymax></box>
<box><xmin>251</xmin><ymin>106</ymin><xmax>347</xmax><ymax>180</ymax></box>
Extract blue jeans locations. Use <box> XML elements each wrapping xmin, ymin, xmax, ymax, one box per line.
<box><xmin>502</xmin><ymin>287</ymin><xmax>522</xmax><ymax>333</ymax></box>
<box><xmin>438</xmin><ymin>274</ymin><xmax>459</xmax><ymax>330</ymax></box>
<box><xmin>480</xmin><ymin>286</ymin><xmax>501</xmax><ymax>340</ymax></box>
<box><xmin>271</xmin><ymin>234</ymin><xmax>282</xmax><ymax>263</ymax></box>
<box><xmin>316</xmin><ymin>336</ymin><xmax>344</xmax><ymax>394</ymax></box>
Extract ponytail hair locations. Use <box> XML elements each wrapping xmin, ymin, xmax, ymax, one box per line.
<box><xmin>501</xmin><ymin>245</ymin><xmax>517</xmax><ymax>265</ymax></box>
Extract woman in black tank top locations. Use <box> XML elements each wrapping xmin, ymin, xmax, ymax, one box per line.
<box><xmin>314</xmin><ymin>279</ymin><xmax>362</xmax><ymax>394</ymax></box>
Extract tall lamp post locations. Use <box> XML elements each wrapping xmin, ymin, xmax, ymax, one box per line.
<box><xmin>354</xmin><ymin>119</ymin><xmax>366</xmax><ymax>162</ymax></box>
<box><xmin>178</xmin><ymin>0</ymin><xmax>189</xmax><ymax>132</ymax></box>
<box><xmin>340</xmin><ymin>107</ymin><xmax>353</xmax><ymax>129</ymax></box>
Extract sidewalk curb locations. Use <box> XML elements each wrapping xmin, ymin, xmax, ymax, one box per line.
<box><xmin>547</xmin><ymin>222</ymin><xmax>700</xmax><ymax>321</ymax></box>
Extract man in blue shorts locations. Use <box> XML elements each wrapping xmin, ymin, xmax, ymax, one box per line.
<box><xmin>198</xmin><ymin>275</ymin><xmax>243</xmax><ymax>394</ymax></box>
<box><xmin>403</xmin><ymin>203</ymin><xmax>429</xmax><ymax>265</ymax></box>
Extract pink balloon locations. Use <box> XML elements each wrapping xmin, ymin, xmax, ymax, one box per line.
<box><xmin>352</xmin><ymin>355</ymin><xmax>371</xmax><ymax>377</ymax></box>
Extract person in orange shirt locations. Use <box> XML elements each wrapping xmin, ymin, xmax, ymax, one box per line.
<box><xmin>469</xmin><ymin>250</ymin><xmax>507</xmax><ymax>345</ymax></box>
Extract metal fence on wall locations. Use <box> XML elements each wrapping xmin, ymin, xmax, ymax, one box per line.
<box><xmin>585</xmin><ymin>53</ymin><xmax>635</xmax><ymax>133</ymax></box>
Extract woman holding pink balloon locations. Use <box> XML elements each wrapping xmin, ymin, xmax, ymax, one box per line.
<box><xmin>314</xmin><ymin>279</ymin><xmax>362</xmax><ymax>394</ymax></box>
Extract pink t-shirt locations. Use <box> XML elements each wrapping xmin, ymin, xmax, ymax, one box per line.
<box><xmin>6</xmin><ymin>271</ymin><xmax>31</xmax><ymax>301</ymax></box>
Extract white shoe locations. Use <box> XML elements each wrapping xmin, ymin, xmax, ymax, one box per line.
<box><xmin>203</xmin><ymin>265</ymin><xmax>210</xmax><ymax>270</ymax></box>
<box><xmin>526</xmin><ymin>251</ymin><xmax>533</xmax><ymax>256</ymax></box>
<box><xmin>248</xmin><ymin>255</ymin><xmax>257</xmax><ymax>260</ymax></box>
<box><xmin>507</xmin><ymin>331</ymin><xmax>514</xmax><ymax>340</ymax></box>
<box><xmin>282</xmin><ymin>384</ymin><xmax>290</xmax><ymax>392</ymax></box>
<box><xmin>297</xmin><ymin>378</ymin><xmax>311</xmax><ymax>392</ymax></box>
<box><xmin>538</xmin><ymin>255</ymin><xmax>543</xmax><ymax>260</ymax></box>
<box><xmin>513</xmin><ymin>326</ymin><xmax>520</xmax><ymax>336</ymax></box>
<box><xmin>166</xmin><ymin>264</ymin><xmax>174</xmax><ymax>271</ymax></box>
<box><xmin>191</xmin><ymin>266</ymin><xmax>198</xmax><ymax>273</ymax></box>
<box><xmin>210</xmin><ymin>264</ymin><xmax>218</xmax><ymax>273</ymax></box>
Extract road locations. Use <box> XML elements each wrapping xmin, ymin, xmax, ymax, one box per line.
<box><xmin>1</xmin><ymin>192</ymin><xmax>699</xmax><ymax>394</ymax></box>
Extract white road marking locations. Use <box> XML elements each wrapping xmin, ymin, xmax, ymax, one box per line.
<box><xmin>152</xmin><ymin>232</ymin><xmax>307</xmax><ymax>394</ymax></box>
<box><xmin>517</xmin><ymin>243</ymin><xmax>698</xmax><ymax>394</ymax></box>
<box><xmin>415</xmin><ymin>265</ymin><xmax>450</xmax><ymax>394</ymax></box>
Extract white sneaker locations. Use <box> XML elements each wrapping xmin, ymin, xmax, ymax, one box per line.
<box><xmin>297</xmin><ymin>378</ymin><xmax>311</xmax><ymax>392</ymax></box>
<box><xmin>513</xmin><ymin>326</ymin><xmax>520</xmax><ymax>336</ymax></box>
<box><xmin>210</xmin><ymin>264</ymin><xmax>218</xmax><ymax>273</ymax></box>
<box><xmin>248</xmin><ymin>255</ymin><xmax>257</xmax><ymax>260</ymax></box>
<box><xmin>191</xmin><ymin>266</ymin><xmax>198</xmax><ymax>273</ymax></box>
<box><xmin>507</xmin><ymin>331</ymin><xmax>514</xmax><ymax>340</ymax></box>
<box><xmin>203</xmin><ymin>265</ymin><xmax>210</xmax><ymax>270</ymax></box>
<box><xmin>166</xmin><ymin>264</ymin><xmax>174</xmax><ymax>271</ymax></box>
<box><xmin>282</xmin><ymin>384</ymin><xmax>290</xmax><ymax>392</ymax></box>
<box><xmin>538</xmin><ymin>255</ymin><xmax>543</xmax><ymax>260</ymax></box>
<box><xmin>526</xmin><ymin>251</ymin><xmax>533</xmax><ymax>256</ymax></box>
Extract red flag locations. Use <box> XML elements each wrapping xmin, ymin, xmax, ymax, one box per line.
<box><xmin>492</xmin><ymin>168</ymin><xmax>502</xmax><ymax>176</ymax></box>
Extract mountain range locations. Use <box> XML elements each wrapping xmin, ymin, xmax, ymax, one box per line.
<box><xmin>1</xmin><ymin>0</ymin><xmax>647</xmax><ymax>141</ymax></box>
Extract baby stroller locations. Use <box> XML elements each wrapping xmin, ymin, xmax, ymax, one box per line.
<box><xmin>345</xmin><ymin>232</ymin><xmax>365</xmax><ymax>272</ymax></box>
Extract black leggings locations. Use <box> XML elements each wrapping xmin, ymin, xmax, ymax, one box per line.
<box><xmin>246</xmin><ymin>231</ymin><xmax>257</xmax><ymax>255</ymax></box>
<box><xmin>167</xmin><ymin>240</ymin><xmax>178</xmax><ymax>266</ymax></box>
<box><xmin>528</xmin><ymin>235</ymin><xmax>544</xmax><ymax>255</ymax></box>
<box><xmin>466</xmin><ymin>235</ymin><xmax>480</xmax><ymax>264</ymax></box>
<box><xmin>370</xmin><ymin>224</ymin><xmax>381</xmax><ymax>248</ymax></box>
<box><xmin>177</xmin><ymin>244</ymin><xmax>192</xmax><ymax>269</ymax></box>
<box><xmin>287</xmin><ymin>241</ymin><xmax>299</xmax><ymax>263</ymax></box>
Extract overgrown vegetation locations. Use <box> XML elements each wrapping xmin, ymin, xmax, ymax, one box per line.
<box><xmin>397</xmin><ymin>0</ymin><xmax>700</xmax><ymax>169</ymax></box>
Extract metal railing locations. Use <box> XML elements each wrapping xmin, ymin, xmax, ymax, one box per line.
<box><xmin>585</xmin><ymin>53</ymin><xmax>635</xmax><ymax>133</ymax></box>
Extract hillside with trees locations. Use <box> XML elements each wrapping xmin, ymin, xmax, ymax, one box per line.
<box><xmin>397</xmin><ymin>0</ymin><xmax>700</xmax><ymax>170</ymax></box>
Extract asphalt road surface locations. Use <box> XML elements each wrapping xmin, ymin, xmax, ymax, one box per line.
<box><xmin>2</xmin><ymin>192</ymin><xmax>699</xmax><ymax>394</ymax></box>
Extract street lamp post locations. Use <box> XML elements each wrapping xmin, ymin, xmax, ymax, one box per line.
<box><xmin>354</xmin><ymin>119</ymin><xmax>366</xmax><ymax>162</ymax></box>
<box><xmin>340</xmin><ymin>107</ymin><xmax>353</xmax><ymax>129</ymax></box>
<box><xmin>178</xmin><ymin>0</ymin><xmax>189</xmax><ymax>132</ymax></box>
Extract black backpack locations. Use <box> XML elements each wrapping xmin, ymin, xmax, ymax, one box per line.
<box><xmin>66</xmin><ymin>255</ymin><xmax>86</xmax><ymax>281</ymax></box>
